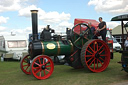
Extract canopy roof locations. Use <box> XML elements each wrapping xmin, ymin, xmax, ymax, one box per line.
<box><xmin>111</xmin><ymin>14</ymin><xmax>128</xmax><ymax>21</ymax></box>
<box><xmin>74</xmin><ymin>18</ymin><xmax>99</xmax><ymax>29</ymax></box>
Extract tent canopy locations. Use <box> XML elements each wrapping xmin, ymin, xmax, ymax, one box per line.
<box><xmin>111</xmin><ymin>14</ymin><xmax>128</xmax><ymax>21</ymax></box>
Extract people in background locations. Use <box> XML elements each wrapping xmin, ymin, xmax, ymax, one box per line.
<box><xmin>88</xmin><ymin>22</ymin><xmax>96</xmax><ymax>35</ymax></box>
<box><xmin>97</xmin><ymin>17</ymin><xmax>107</xmax><ymax>42</ymax></box>
<box><xmin>88</xmin><ymin>22</ymin><xmax>97</xmax><ymax>39</ymax></box>
<box><xmin>124</xmin><ymin>36</ymin><xmax>128</xmax><ymax>50</ymax></box>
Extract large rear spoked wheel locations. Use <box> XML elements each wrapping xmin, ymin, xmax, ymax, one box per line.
<box><xmin>30</xmin><ymin>55</ymin><xmax>54</xmax><ymax>80</ymax></box>
<box><xmin>81</xmin><ymin>39</ymin><xmax>110</xmax><ymax>72</ymax></box>
<box><xmin>20</xmin><ymin>55</ymin><xmax>31</xmax><ymax>75</ymax></box>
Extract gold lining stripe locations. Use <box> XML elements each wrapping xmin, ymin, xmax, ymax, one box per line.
<box><xmin>69</xmin><ymin>40</ymin><xmax>74</xmax><ymax>53</ymax></box>
<box><xmin>56</xmin><ymin>41</ymin><xmax>60</xmax><ymax>55</ymax></box>
<box><xmin>41</xmin><ymin>42</ymin><xmax>45</xmax><ymax>54</ymax></box>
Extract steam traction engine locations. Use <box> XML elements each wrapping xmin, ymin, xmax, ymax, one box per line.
<box><xmin>20</xmin><ymin>10</ymin><xmax>111</xmax><ymax>80</ymax></box>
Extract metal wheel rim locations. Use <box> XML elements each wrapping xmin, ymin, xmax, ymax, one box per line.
<box><xmin>20</xmin><ymin>55</ymin><xmax>31</xmax><ymax>75</ymax></box>
<box><xmin>31</xmin><ymin>55</ymin><xmax>54</xmax><ymax>80</ymax></box>
<box><xmin>82</xmin><ymin>40</ymin><xmax>110</xmax><ymax>72</ymax></box>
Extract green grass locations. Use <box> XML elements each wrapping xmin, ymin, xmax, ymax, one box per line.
<box><xmin>0</xmin><ymin>52</ymin><xmax>128</xmax><ymax>85</ymax></box>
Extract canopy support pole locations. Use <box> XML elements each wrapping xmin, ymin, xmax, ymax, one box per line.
<box><xmin>121</xmin><ymin>21</ymin><xmax>124</xmax><ymax>50</ymax></box>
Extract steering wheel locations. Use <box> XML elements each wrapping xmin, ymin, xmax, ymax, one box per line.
<box><xmin>70</xmin><ymin>23</ymin><xmax>93</xmax><ymax>49</ymax></box>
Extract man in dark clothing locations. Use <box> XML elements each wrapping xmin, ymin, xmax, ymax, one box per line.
<box><xmin>97</xmin><ymin>17</ymin><xmax>107</xmax><ymax>42</ymax></box>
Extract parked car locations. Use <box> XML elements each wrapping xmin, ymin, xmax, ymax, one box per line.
<box><xmin>113</xmin><ymin>38</ymin><xmax>121</xmax><ymax>52</ymax></box>
<box><xmin>0</xmin><ymin>35</ymin><xmax>28</xmax><ymax>61</ymax></box>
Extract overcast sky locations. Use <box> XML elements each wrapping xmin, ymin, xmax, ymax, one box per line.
<box><xmin>0</xmin><ymin>0</ymin><xmax>128</xmax><ymax>36</ymax></box>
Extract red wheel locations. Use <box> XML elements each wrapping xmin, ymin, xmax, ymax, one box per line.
<box><xmin>81</xmin><ymin>39</ymin><xmax>110</xmax><ymax>72</ymax></box>
<box><xmin>20</xmin><ymin>55</ymin><xmax>31</xmax><ymax>75</ymax></box>
<box><xmin>30</xmin><ymin>55</ymin><xmax>54</xmax><ymax>80</ymax></box>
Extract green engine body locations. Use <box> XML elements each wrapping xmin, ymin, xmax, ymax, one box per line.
<box><xmin>41</xmin><ymin>40</ymin><xmax>73</xmax><ymax>56</ymax></box>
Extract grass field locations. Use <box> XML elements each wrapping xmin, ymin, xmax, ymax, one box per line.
<box><xmin>0</xmin><ymin>52</ymin><xmax>128</xmax><ymax>85</ymax></box>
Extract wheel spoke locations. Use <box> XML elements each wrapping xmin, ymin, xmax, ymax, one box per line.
<box><xmin>38</xmin><ymin>58</ymin><xmax>41</xmax><ymax>64</ymax></box>
<box><xmin>83</xmin><ymin>29</ymin><xmax>89</xmax><ymax>35</ymax></box>
<box><xmin>99</xmin><ymin>49</ymin><xmax>105</xmax><ymax>54</ymax></box>
<box><xmin>35</xmin><ymin>68</ymin><xmax>40</xmax><ymax>74</ymax></box>
<box><xmin>39</xmin><ymin>71</ymin><xmax>42</xmax><ymax>77</ymax></box>
<box><xmin>23</xmin><ymin>65</ymin><xmax>28</xmax><ymax>67</ymax></box>
<box><xmin>43</xmin><ymin>58</ymin><xmax>45</xmax><ymax>65</ymax></box>
<box><xmin>97</xmin><ymin>59</ymin><xmax>103</xmax><ymax>65</ymax></box>
<box><xmin>96</xmin><ymin>43</ymin><xmax>98</xmax><ymax>51</ymax></box>
<box><xmin>23</xmin><ymin>60</ymin><xmax>27</xmax><ymax>63</ymax></box>
<box><xmin>43</xmin><ymin>70</ymin><xmax>46</xmax><ymax>76</ymax></box>
<box><xmin>84</xmin><ymin>36</ymin><xmax>89</xmax><ymax>40</ymax></box>
<box><xmin>97</xmin><ymin>59</ymin><xmax>98</xmax><ymax>69</ymax></box>
<box><xmin>46</xmin><ymin>65</ymin><xmax>51</xmax><ymax>68</ymax></box>
<box><xmin>34</xmin><ymin>62</ymin><xmax>40</xmax><ymax>66</ymax></box>
<box><xmin>33</xmin><ymin>67</ymin><xmax>40</xmax><ymax>70</ymax></box>
<box><xmin>87</xmin><ymin>57</ymin><xmax>93</xmax><ymax>63</ymax></box>
<box><xmin>86</xmin><ymin>55</ymin><xmax>94</xmax><ymax>57</ymax></box>
<box><xmin>89</xmin><ymin>58</ymin><xmax>95</xmax><ymax>66</ymax></box>
<box><xmin>86</xmin><ymin>49</ymin><xmax>93</xmax><ymax>54</ymax></box>
<box><xmin>88</xmin><ymin>46</ymin><xmax>95</xmax><ymax>52</ymax></box>
<box><xmin>44</xmin><ymin>60</ymin><xmax>49</xmax><ymax>65</ymax></box>
<box><xmin>45</xmin><ymin>69</ymin><xmax>50</xmax><ymax>72</ymax></box>
<box><xmin>99</xmin><ymin>57</ymin><xmax>105</xmax><ymax>62</ymax></box>
<box><xmin>25</xmin><ymin>66</ymin><xmax>29</xmax><ymax>71</ymax></box>
<box><xmin>98</xmin><ymin>45</ymin><xmax>104</xmax><ymax>51</ymax></box>
<box><xmin>80</xmin><ymin>25</ymin><xmax>82</xmax><ymax>33</ymax></box>
<box><xmin>74</xmin><ymin>37</ymin><xmax>81</xmax><ymax>43</ymax></box>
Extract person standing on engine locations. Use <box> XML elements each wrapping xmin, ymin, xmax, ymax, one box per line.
<box><xmin>97</xmin><ymin>17</ymin><xmax>107</xmax><ymax>42</ymax></box>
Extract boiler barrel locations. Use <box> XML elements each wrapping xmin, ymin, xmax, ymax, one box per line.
<box><xmin>41</xmin><ymin>41</ymin><xmax>73</xmax><ymax>56</ymax></box>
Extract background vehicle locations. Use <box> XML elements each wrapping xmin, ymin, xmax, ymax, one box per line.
<box><xmin>113</xmin><ymin>37</ymin><xmax>121</xmax><ymax>52</ymax></box>
<box><xmin>0</xmin><ymin>35</ymin><xmax>28</xmax><ymax>61</ymax></box>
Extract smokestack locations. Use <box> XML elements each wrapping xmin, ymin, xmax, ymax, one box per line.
<box><xmin>31</xmin><ymin>10</ymin><xmax>38</xmax><ymax>41</ymax></box>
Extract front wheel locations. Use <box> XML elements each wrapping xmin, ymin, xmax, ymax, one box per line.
<box><xmin>20</xmin><ymin>55</ymin><xmax>31</xmax><ymax>75</ymax></box>
<box><xmin>30</xmin><ymin>55</ymin><xmax>54</xmax><ymax>80</ymax></box>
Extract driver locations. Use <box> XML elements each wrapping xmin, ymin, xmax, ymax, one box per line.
<box><xmin>97</xmin><ymin>17</ymin><xmax>107</xmax><ymax>42</ymax></box>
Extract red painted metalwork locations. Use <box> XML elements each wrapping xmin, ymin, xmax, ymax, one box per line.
<box><xmin>74</xmin><ymin>19</ymin><xmax>99</xmax><ymax>30</ymax></box>
<box><xmin>30</xmin><ymin>55</ymin><xmax>54</xmax><ymax>80</ymax></box>
<box><xmin>83</xmin><ymin>40</ymin><xmax>110</xmax><ymax>72</ymax></box>
<box><xmin>20</xmin><ymin>55</ymin><xmax>31</xmax><ymax>75</ymax></box>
